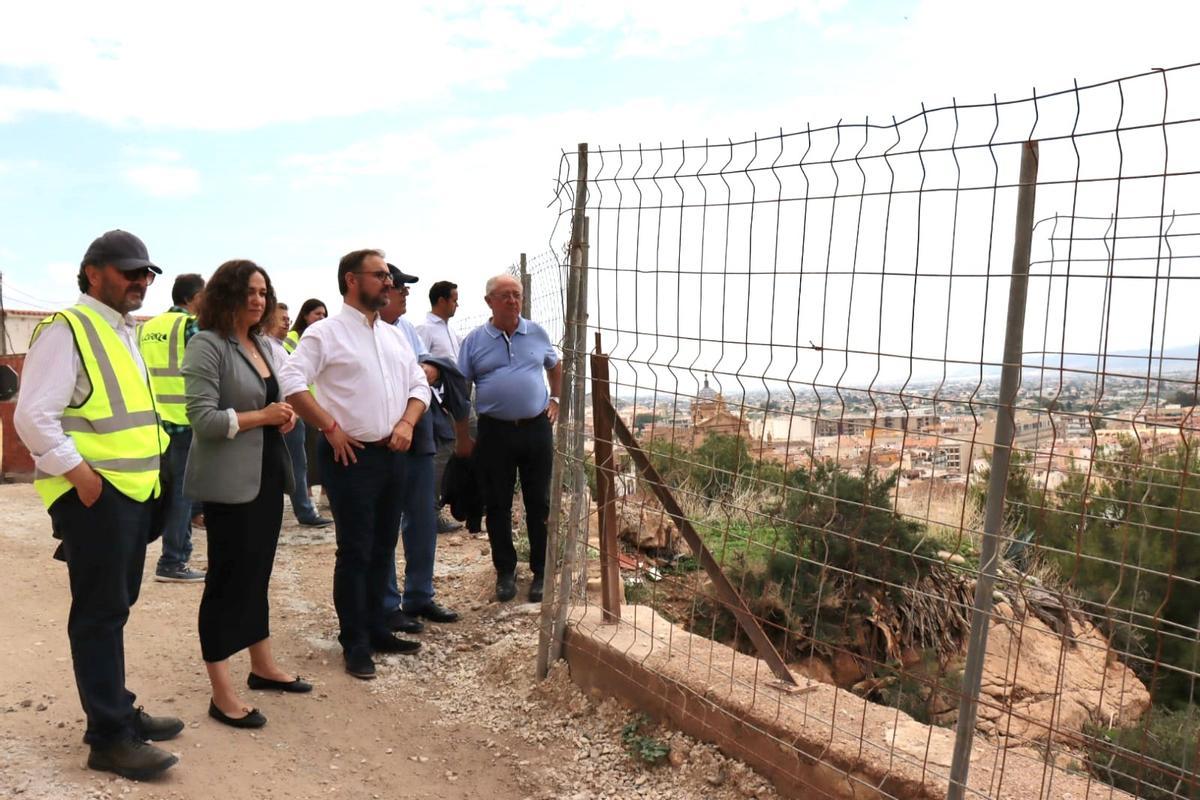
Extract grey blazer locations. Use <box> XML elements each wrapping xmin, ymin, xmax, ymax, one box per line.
<box><xmin>182</xmin><ymin>329</ymin><xmax>296</xmax><ymax>503</ymax></box>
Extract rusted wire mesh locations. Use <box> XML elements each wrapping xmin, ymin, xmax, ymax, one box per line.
<box><xmin>539</xmin><ymin>64</ymin><xmax>1200</xmax><ymax>799</ymax></box>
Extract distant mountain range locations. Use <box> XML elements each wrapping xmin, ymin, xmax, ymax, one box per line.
<box><xmin>1021</xmin><ymin>344</ymin><xmax>1198</xmax><ymax>377</ymax></box>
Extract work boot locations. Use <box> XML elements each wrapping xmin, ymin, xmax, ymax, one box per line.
<box><xmin>132</xmin><ymin>707</ymin><xmax>184</xmax><ymax>741</ymax></box>
<box><xmin>495</xmin><ymin>572</ymin><xmax>517</xmax><ymax>602</ymax></box>
<box><xmin>87</xmin><ymin>739</ymin><xmax>178</xmax><ymax>780</ymax></box>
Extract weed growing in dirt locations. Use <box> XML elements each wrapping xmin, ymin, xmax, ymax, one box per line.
<box><xmin>621</xmin><ymin>714</ymin><xmax>670</xmax><ymax>766</ymax></box>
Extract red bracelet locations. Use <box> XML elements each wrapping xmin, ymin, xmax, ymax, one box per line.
<box><xmin>322</xmin><ymin>419</ymin><xmax>338</xmax><ymax>434</ymax></box>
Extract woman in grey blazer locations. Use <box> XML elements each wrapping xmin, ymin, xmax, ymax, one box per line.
<box><xmin>183</xmin><ymin>259</ymin><xmax>310</xmax><ymax>731</ymax></box>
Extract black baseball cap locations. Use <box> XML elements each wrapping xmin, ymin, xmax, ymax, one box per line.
<box><xmin>81</xmin><ymin>230</ymin><xmax>162</xmax><ymax>274</ymax></box>
<box><xmin>387</xmin><ymin>263</ymin><xmax>419</xmax><ymax>284</ymax></box>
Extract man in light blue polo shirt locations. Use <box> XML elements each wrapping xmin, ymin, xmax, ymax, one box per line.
<box><xmin>456</xmin><ymin>273</ymin><xmax>562</xmax><ymax>602</ymax></box>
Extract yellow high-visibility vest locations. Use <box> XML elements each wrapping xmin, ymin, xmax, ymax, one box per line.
<box><xmin>283</xmin><ymin>329</ymin><xmax>315</xmax><ymax>396</ymax></box>
<box><xmin>139</xmin><ymin>310</ymin><xmax>191</xmax><ymax>426</ymax></box>
<box><xmin>32</xmin><ymin>305</ymin><xmax>168</xmax><ymax>508</ymax></box>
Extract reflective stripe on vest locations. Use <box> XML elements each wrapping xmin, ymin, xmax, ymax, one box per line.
<box><xmin>139</xmin><ymin>311</ymin><xmax>190</xmax><ymax>425</ymax></box>
<box><xmin>32</xmin><ymin>305</ymin><xmax>167</xmax><ymax>508</ymax></box>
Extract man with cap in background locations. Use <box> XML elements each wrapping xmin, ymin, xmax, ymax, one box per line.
<box><xmin>14</xmin><ymin>230</ymin><xmax>183</xmax><ymax>780</ymax></box>
<box><xmin>139</xmin><ymin>272</ymin><xmax>207</xmax><ymax>583</ymax></box>
<box><xmin>379</xmin><ymin>264</ymin><xmax>460</xmax><ymax>632</ymax></box>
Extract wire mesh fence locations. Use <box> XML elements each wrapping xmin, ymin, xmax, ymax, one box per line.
<box><xmin>537</xmin><ymin>63</ymin><xmax>1200</xmax><ymax>799</ymax></box>
<box><xmin>449</xmin><ymin>248</ymin><xmax>565</xmax><ymax>340</ymax></box>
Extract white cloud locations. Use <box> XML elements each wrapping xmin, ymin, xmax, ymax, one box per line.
<box><xmin>0</xmin><ymin>1</ymin><xmax>834</xmax><ymax>130</ymax></box>
<box><xmin>123</xmin><ymin>163</ymin><xmax>200</xmax><ymax>197</ymax></box>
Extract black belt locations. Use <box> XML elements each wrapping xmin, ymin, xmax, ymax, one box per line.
<box><xmin>363</xmin><ymin>438</ymin><xmax>392</xmax><ymax>448</ymax></box>
<box><xmin>480</xmin><ymin>411</ymin><xmax>548</xmax><ymax>427</ymax></box>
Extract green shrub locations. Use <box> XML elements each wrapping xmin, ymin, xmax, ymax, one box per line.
<box><xmin>1085</xmin><ymin>708</ymin><xmax>1200</xmax><ymax>800</ymax></box>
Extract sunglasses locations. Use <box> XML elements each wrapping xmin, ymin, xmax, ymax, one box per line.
<box><xmin>115</xmin><ymin>266</ymin><xmax>157</xmax><ymax>284</ymax></box>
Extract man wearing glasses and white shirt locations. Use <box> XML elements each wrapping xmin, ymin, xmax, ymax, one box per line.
<box><xmin>278</xmin><ymin>249</ymin><xmax>430</xmax><ymax>681</ymax></box>
<box><xmin>416</xmin><ymin>280</ymin><xmax>466</xmax><ymax>534</ymax></box>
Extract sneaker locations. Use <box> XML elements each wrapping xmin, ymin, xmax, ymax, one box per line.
<box><xmin>87</xmin><ymin>739</ymin><xmax>178</xmax><ymax>781</ymax></box>
<box><xmin>154</xmin><ymin>565</ymin><xmax>206</xmax><ymax>583</ymax></box>
<box><xmin>298</xmin><ymin>515</ymin><xmax>333</xmax><ymax>528</ymax></box>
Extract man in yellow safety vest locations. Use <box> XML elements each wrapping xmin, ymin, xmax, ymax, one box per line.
<box><xmin>13</xmin><ymin>230</ymin><xmax>183</xmax><ymax>780</ymax></box>
<box><xmin>139</xmin><ymin>273</ymin><xmax>207</xmax><ymax>582</ymax></box>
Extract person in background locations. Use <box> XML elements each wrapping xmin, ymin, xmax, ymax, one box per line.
<box><xmin>278</xmin><ymin>250</ymin><xmax>429</xmax><ymax>680</ymax></box>
<box><xmin>183</xmin><ymin>260</ymin><xmax>311</xmax><ymax>730</ymax></box>
<box><xmin>379</xmin><ymin>265</ymin><xmax>460</xmax><ymax>633</ymax></box>
<box><xmin>140</xmin><ymin>272</ymin><xmax>207</xmax><ymax>583</ymax></box>
<box><xmin>286</xmin><ymin>298</ymin><xmax>327</xmax><ymax>346</ymax></box>
<box><xmin>455</xmin><ymin>274</ymin><xmax>561</xmax><ymax>603</ymax></box>
<box><xmin>14</xmin><ymin>230</ymin><xmax>182</xmax><ymax>780</ymax></box>
<box><xmin>288</xmin><ymin>298</ymin><xmax>328</xmax><ymax>502</ymax></box>
<box><xmin>416</xmin><ymin>280</ymin><xmax>464</xmax><ymax>534</ymax></box>
<box><xmin>269</xmin><ymin>303</ymin><xmax>331</xmax><ymax>528</ymax></box>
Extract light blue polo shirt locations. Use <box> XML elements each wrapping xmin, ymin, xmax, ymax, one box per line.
<box><xmin>458</xmin><ymin>317</ymin><xmax>559</xmax><ymax>421</ymax></box>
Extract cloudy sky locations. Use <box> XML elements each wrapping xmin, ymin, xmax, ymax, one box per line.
<box><xmin>1</xmin><ymin>0</ymin><xmax>1197</xmax><ymax>333</ymax></box>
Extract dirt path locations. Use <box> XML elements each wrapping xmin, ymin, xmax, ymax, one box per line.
<box><xmin>0</xmin><ymin>483</ymin><xmax>778</xmax><ymax>800</ymax></box>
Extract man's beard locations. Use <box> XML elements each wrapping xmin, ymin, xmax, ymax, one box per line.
<box><xmin>358</xmin><ymin>285</ymin><xmax>388</xmax><ymax>311</ymax></box>
<box><xmin>103</xmin><ymin>283</ymin><xmax>144</xmax><ymax>314</ymax></box>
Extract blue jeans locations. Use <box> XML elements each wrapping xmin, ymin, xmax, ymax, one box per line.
<box><xmin>384</xmin><ymin>452</ymin><xmax>438</xmax><ymax>612</ymax></box>
<box><xmin>157</xmin><ymin>428</ymin><xmax>195</xmax><ymax>572</ymax></box>
<box><xmin>283</xmin><ymin>419</ymin><xmax>318</xmax><ymax>521</ymax></box>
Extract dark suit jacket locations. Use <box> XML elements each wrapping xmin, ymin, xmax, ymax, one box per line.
<box><xmin>420</xmin><ymin>354</ymin><xmax>471</xmax><ymax>445</ymax></box>
<box><xmin>440</xmin><ymin>455</ymin><xmax>484</xmax><ymax>533</ymax></box>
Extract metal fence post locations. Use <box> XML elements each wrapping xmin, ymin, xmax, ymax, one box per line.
<box><xmin>947</xmin><ymin>140</ymin><xmax>1039</xmax><ymax>799</ymax></box>
<box><xmin>537</xmin><ymin>143</ymin><xmax>588</xmax><ymax>680</ymax></box>
<box><xmin>552</xmin><ymin>215</ymin><xmax>590</xmax><ymax>660</ymax></box>
<box><xmin>520</xmin><ymin>252</ymin><xmax>531</xmax><ymax>319</ymax></box>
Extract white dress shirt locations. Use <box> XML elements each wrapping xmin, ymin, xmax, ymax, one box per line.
<box><xmin>415</xmin><ymin>311</ymin><xmax>461</xmax><ymax>360</ymax></box>
<box><xmin>13</xmin><ymin>294</ymin><xmax>148</xmax><ymax>477</ymax></box>
<box><xmin>277</xmin><ymin>304</ymin><xmax>431</xmax><ymax>442</ymax></box>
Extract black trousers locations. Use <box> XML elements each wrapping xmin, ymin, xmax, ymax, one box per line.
<box><xmin>50</xmin><ymin>481</ymin><xmax>152</xmax><ymax>748</ymax></box>
<box><xmin>319</xmin><ymin>439</ymin><xmax>407</xmax><ymax>658</ymax></box>
<box><xmin>199</xmin><ymin>445</ymin><xmax>285</xmax><ymax>663</ymax></box>
<box><xmin>475</xmin><ymin>414</ymin><xmax>553</xmax><ymax>578</ymax></box>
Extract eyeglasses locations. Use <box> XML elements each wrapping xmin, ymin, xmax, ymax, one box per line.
<box><xmin>354</xmin><ymin>270</ymin><xmax>393</xmax><ymax>283</ymax></box>
<box><xmin>116</xmin><ymin>267</ymin><xmax>156</xmax><ymax>284</ymax></box>
<box><xmin>489</xmin><ymin>290</ymin><xmax>522</xmax><ymax>301</ymax></box>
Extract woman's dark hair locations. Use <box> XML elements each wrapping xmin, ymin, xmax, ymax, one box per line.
<box><xmin>195</xmin><ymin>259</ymin><xmax>276</xmax><ymax>337</ymax></box>
<box><xmin>291</xmin><ymin>298</ymin><xmax>328</xmax><ymax>336</ymax></box>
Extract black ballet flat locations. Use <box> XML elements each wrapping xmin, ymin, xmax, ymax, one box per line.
<box><xmin>208</xmin><ymin>699</ymin><xmax>267</xmax><ymax>729</ymax></box>
<box><xmin>247</xmin><ymin>672</ymin><xmax>313</xmax><ymax>693</ymax></box>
